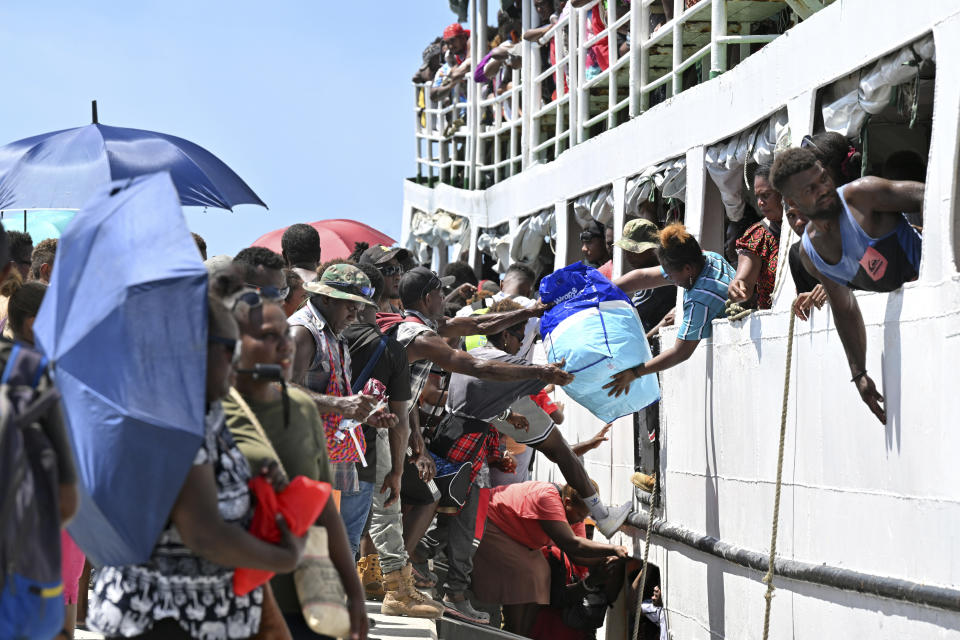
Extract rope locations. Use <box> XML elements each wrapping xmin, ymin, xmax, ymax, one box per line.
<box><xmin>760</xmin><ymin>310</ymin><xmax>796</xmax><ymax>640</ymax></box>
<box><xmin>631</xmin><ymin>417</ymin><xmax>661</xmax><ymax>640</ymax></box>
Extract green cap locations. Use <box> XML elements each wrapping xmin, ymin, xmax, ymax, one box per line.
<box><xmin>615</xmin><ymin>219</ymin><xmax>660</xmax><ymax>254</ymax></box>
<box><xmin>304</xmin><ymin>263</ymin><xmax>377</xmax><ymax>307</ymax></box>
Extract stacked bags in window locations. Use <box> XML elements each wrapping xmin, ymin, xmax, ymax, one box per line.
<box><xmin>539</xmin><ymin>262</ymin><xmax>660</xmax><ymax>423</ymax></box>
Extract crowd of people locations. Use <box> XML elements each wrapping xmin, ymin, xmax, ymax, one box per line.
<box><xmin>2</xmin><ymin>121</ymin><xmax>923</xmax><ymax>640</ymax></box>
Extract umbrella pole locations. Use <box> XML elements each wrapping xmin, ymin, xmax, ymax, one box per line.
<box><xmin>23</xmin><ymin>210</ymin><xmax>26</xmax><ymax>233</ymax></box>
<box><xmin>92</xmin><ymin>100</ymin><xmax>98</xmax><ymax>125</ymax></box>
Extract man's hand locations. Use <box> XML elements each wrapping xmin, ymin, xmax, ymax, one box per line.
<box><xmin>580</xmin><ymin>424</ymin><xmax>612</xmax><ymax>454</ymax></box>
<box><xmin>539</xmin><ymin>359</ymin><xmax>574</xmax><ymax>385</ymax></box>
<box><xmin>530</xmin><ymin>299</ymin><xmax>551</xmax><ymax>316</ymax></box>
<box><xmin>366</xmin><ymin>409</ymin><xmax>399</xmax><ymax>429</ymax></box>
<box><xmin>728</xmin><ymin>278</ymin><xmax>751</xmax><ymax>303</ymax></box>
<box><xmin>603</xmin><ymin>367</ymin><xmax>638</xmax><ymax>397</ymax></box>
<box><xmin>491</xmin><ymin>453</ymin><xmax>517</xmax><ymax>473</ymax></box>
<box><xmin>337</xmin><ymin>394</ymin><xmax>379</xmax><ymax>421</ymax></box>
<box><xmin>347</xmin><ymin>594</ymin><xmax>369</xmax><ymax>640</ymax></box>
<box><xmin>453</xmin><ymin>283</ymin><xmax>476</xmax><ymax>300</ymax></box>
<box><xmin>258</xmin><ymin>459</ymin><xmax>289</xmax><ymax>494</ymax></box>
<box><xmin>380</xmin><ymin>470</ymin><xmax>402</xmax><ymax>508</ymax></box>
<box><xmin>275</xmin><ymin>514</ymin><xmax>308</xmax><ymax>573</ymax></box>
<box><xmin>855</xmin><ymin>373</ymin><xmax>886</xmax><ymax>424</ymax></box>
<box><xmin>413</xmin><ymin>452</ymin><xmax>436</xmax><ymax>483</ymax></box>
<box><xmin>505</xmin><ymin>411</ymin><xmax>530</xmax><ymax>432</ymax></box>
<box><xmin>793</xmin><ymin>285</ymin><xmax>827</xmax><ymax>321</ymax></box>
<box><xmin>611</xmin><ymin>545</ymin><xmax>630</xmax><ymax>559</ymax></box>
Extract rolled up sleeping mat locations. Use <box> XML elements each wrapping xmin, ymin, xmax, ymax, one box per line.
<box><xmin>294</xmin><ymin>526</ymin><xmax>350</xmax><ymax>638</ymax></box>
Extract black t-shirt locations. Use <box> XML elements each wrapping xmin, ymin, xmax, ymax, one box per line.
<box><xmin>789</xmin><ymin>243</ymin><xmax>820</xmax><ymax>294</ymax></box>
<box><xmin>632</xmin><ymin>285</ymin><xmax>677</xmax><ymax>333</ymax></box>
<box><xmin>344</xmin><ymin>322</ymin><xmax>413</xmax><ymax>483</ymax></box>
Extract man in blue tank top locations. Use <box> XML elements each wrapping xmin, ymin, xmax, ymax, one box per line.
<box><xmin>770</xmin><ymin>147</ymin><xmax>924</xmax><ymax>424</ymax></box>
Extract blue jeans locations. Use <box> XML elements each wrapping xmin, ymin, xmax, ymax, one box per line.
<box><xmin>339</xmin><ymin>480</ymin><xmax>374</xmax><ymax>558</ymax></box>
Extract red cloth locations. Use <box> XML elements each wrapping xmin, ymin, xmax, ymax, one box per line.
<box><xmin>589</xmin><ymin>7</ymin><xmax>610</xmax><ymax>71</ymax></box>
<box><xmin>233</xmin><ymin>476</ymin><xmax>332</xmax><ymax>596</ymax></box>
<box><xmin>487</xmin><ymin>481</ymin><xmax>570</xmax><ymax>550</ymax></box>
<box><xmin>444</xmin><ymin>23</ymin><xmax>471</xmax><ymax>40</ymax></box>
<box><xmin>446</xmin><ymin>428</ymin><xmax>501</xmax><ymax>483</ymax></box>
<box><xmin>530</xmin><ymin>389</ymin><xmax>558</xmax><ymax>416</ymax></box>
<box><xmin>735</xmin><ymin>221</ymin><xmax>780</xmax><ymax>310</ymax></box>
<box><xmin>375</xmin><ymin>312</ymin><xmax>425</xmax><ymax>335</ymax></box>
<box><xmin>598</xmin><ymin>260</ymin><xmax>613</xmax><ymax>280</ymax></box>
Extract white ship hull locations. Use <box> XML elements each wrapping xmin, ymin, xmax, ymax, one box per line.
<box><xmin>402</xmin><ymin>1</ymin><xmax>960</xmax><ymax>636</ymax></box>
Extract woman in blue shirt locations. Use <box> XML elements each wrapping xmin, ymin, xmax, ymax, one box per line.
<box><xmin>604</xmin><ymin>223</ymin><xmax>734</xmax><ymax>397</ymax></box>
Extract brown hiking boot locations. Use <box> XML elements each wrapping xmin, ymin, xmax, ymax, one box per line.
<box><xmin>357</xmin><ymin>554</ymin><xmax>385</xmax><ymax>600</ymax></box>
<box><xmin>631</xmin><ymin>472</ymin><xmax>656</xmax><ymax>493</ymax></box>
<box><xmin>381</xmin><ymin>564</ymin><xmax>444</xmax><ymax>619</ymax></box>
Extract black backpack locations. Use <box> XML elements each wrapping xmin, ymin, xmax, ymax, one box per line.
<box><xmin>0</xmin><ymin>343</ymin><xmax>68</xmax><ymax>639</ymax></box>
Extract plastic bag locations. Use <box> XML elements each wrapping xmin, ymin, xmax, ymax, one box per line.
<box><xmin>234</xmin><ymin>475</ymin><xmax>332</xmax><ymax>596</ymax></box>
<box><xmin>539</xmin><ymin>262</ymin><xmax>660</xmax><ymax>423</ymax></box>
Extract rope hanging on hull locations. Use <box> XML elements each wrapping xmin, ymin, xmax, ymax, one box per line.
<box><xmin>761</xmin><ymin>310</ymin><xmax>796</xmax><ymax>639</ymax></box>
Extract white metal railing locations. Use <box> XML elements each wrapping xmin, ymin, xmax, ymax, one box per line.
<box><xmin>413</xmin><ymin>0</ymin><xmax>803</xmax><ymax>189</ymax></box>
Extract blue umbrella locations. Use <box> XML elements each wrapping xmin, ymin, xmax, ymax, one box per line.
<box><xmin>0</xmin><ymin>102</ymin><xmax>266</xmax><ymax>211</ymax></box>
<box><xmin>33</xmin><ymin>172</ymin><xmax>209</xmax><ymax>566</ymax></box>
<box><xmin>0</xmin><ymin>209</ymin><xmax>77</xmax><ymax>242</ymax></box>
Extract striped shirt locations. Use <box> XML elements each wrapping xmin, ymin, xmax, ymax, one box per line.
<box><xmin>662</xmin><ymin>251</ymin><xmax>734</xmax><ymax>341</ymax></box>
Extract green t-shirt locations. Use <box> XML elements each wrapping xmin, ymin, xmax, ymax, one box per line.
<box><xmin>224</xmin><ymin>386</ymin><xmax>333</xmax><ymax>613</ymax></box>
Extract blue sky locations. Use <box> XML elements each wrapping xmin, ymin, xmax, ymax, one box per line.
<box><xmin>0</xmin><ymin>2</ymin><xmax>462</xmax><ymax>257</ymax></box>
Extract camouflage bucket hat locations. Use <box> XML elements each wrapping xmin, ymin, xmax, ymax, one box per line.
<box><xmin>304</xmin><ymin>263</ymin><xmax>377</xmax><ymax>307</ymax></box>
<box><xmin>615</xmin><ymin>218</ymin><xmax>660</xmax><ymax>254</ymax></box>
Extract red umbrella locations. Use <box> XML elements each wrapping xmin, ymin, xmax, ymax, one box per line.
<box><xmin>252</xmin><ymin>219</ymin><xmax>396</xmax><ymax>260</ymax></box>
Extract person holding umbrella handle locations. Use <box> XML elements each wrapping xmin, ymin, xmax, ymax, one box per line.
<box><xmin>87</xmin><ymin>295</ymin><xmax>309</xmax><ymax>640</ymax></box>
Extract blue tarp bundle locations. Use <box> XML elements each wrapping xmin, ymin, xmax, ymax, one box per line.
<box><xmin>539</xmin><ymin>262</ymin><xmax>660</xmax><ymax>423</ymax></box>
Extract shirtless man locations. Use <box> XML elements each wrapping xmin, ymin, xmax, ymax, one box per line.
<box><xmin>770</xmin><ymin>147</ymin><xmax>924</xmax><ymax>424</ymax></box>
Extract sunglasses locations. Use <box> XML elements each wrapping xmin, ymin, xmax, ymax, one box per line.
<box><xmin>378</xmin><ymin>265</ymin><xmax>404</xmax><ymax>277</ymax></box>
<box><xmin>209</xmin><ymin>334</ymin><xmax>241</xmax><ymax>364</ymax></box>
<box><xmin>229</xmin><ymin>290</ymin><xmax>263</xmax><ymax>311</ymax></box>
<box><xmin>800</xmin><ymin>134</ymin><xmax>823</xmax><ymax>155</ymax></box>
<box><xmin>245</xmin><ymin>283</ymin><xmax>290</xmax><ymax>302</ymax></box>
<box><xmin>579</xmin><ymin>231</ymin><xmax>603</xmax><ymax>243</ymax></box>
<box><xmin>325</xmin><ymin>281</ymin><xmax>375</xmax><ymax>299</ymax></box>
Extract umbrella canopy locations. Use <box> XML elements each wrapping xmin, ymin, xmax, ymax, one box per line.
<box><xmin>0</xmin><ymin>122</ymin><xmax>266</xmax><ymax>211</ymax></box>
<box><xmin>0</xmin><ymin>209</ymin><xmax>76</xmax><ymax>242</ymax></box>
<box><xmin>252</xmin><ymin>219</ymin><xmax>395</xmax><ymax>261</ymax></box>
<box><xmin>34</xmin><ymin>172</ymin><xmax>209</xmax><ymax>566</ymax></box>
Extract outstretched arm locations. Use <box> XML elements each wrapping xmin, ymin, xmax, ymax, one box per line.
<box><xmin>728</xmin><ymin>252</ymin><xmax>762</xmax><ymax>304</ymax></box>
<box><xmin>801</xmin><ymin>249</ymin><xmax>885</xmax><ymax>424</ymax></box>
<box><xmin>603</xmin><ymin>338</ymin><xmax>699</xmax><ymax>397</ymax></box>
<box><xmin>846</xmin><ymin>176</ymin><xmax>924</xmax><ymax>214</ymax></box>
<box><xmin>407</xmin><ymin>333</ymin><xmax>573</xmax><ymax>385</ymax></box>
<box><xmin>438</xmin><ymin>304</ymin><xmax>542</xmax><ymax>337</ymax></box>
<box><xmin>614</xmin><ymin>266</ymin><xmax>670</xmax><ymax>295</ymax></box>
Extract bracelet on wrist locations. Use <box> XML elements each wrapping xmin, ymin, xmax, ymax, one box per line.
<box><xmin>851</xmin><ymin>371</ymin><xmax>867</xmax><ymax>383</ymax></box>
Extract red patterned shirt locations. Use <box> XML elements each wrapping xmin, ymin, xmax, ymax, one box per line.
<box><xmin>735</xmin><ymin>221</ymin><xmax>780</xmax><ymax>310</ymax></box>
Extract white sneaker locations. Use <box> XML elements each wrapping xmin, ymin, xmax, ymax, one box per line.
<box><xmin>595</xmin><ymin>502</ymin><xmax>632</xmax><ymax>538</ymax></box>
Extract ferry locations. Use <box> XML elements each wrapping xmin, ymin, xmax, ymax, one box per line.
<box><xmin>401</xmin><ymin>1</ymin><xmax>960</xmax><ymax>637</ymax></box>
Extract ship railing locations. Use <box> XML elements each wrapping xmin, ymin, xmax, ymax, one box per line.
<box><xmin>414</xmin><ymin>0</ymin><xmax>802</xmax><ymax>189</ymax></box>
<box><xmin>529</xmin><ymin>10</ymin><xmax>574</xmax><ymax>165</ymax></box>
<box><xmin>413</xmin><ymin>81</ymin><xmax>475</xmax><ymax>188</ymax></box>
<box><xmin>474</xmin><ymin>65</ymin><xmax>524</xmax><ymax>187</ymax></box>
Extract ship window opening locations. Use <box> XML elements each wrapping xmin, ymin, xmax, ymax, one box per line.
<box><xmin>814</xmin><ymin>33</ymin><xmax>934</xmax><ymax>204</ymax></box>
<box><xmin>629</xmin><ymin>562</ymin><xmax>664</xmax><ymax>640</ymax></box>
<box><xmin>477</xmin><ymin>221</ymin><xmax>511</xmax><ymax>281</ymax></box>
<box><xmin>512</xmin><ymin>208</ymin><xmax>558</xmax><ymax>288</ymax></box>
<box><xmin>569</xmin><ymin>184</ymin><xmax>615</xmax><ymax>271</ymax></box>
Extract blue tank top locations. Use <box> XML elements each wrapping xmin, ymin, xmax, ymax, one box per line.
<box><xmin>801</xmin><ymin>184</ymin><xmax>921</xmax><ymax>292</ymax></box>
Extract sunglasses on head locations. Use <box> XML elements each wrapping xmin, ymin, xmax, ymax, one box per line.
<box><xmin>246</xmin><ymin>283</ymin><xmax>290</xmax><ymax>302</ymax></box>
<box><xmin>579</xmin><ymin>231</ymin><xmax>602</xmax><ymax>243</ymax></box>
<box><xmin>378</xmin><ymin>265</ymin><xmax>404</xmax><ymax>276</ymax></box>
<box><xmin>325</xmin><ymin>281</ymin><xmax>375</xmax><ymax>299</ymax></box>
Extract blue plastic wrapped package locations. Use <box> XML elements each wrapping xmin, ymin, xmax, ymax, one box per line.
<box><xmin>539</xmin><ymin>262</ymin><xmax>660</xmax><ymax>423</ymax></box>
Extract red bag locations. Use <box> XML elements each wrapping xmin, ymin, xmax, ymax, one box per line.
<box><xmin>234</xmin><ymin>475</ymin><xmax>332</xmax><ymax>596</ymax></box>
